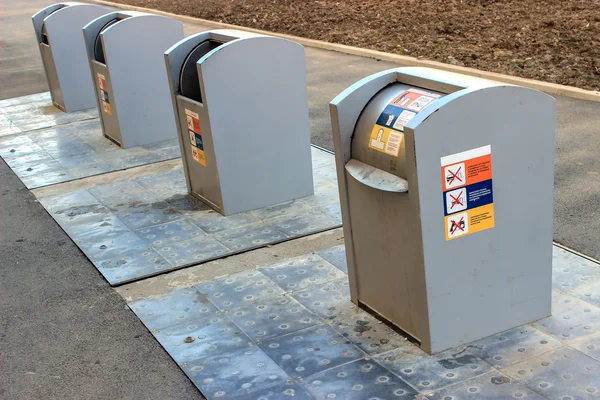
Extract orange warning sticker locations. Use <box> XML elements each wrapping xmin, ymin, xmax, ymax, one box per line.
<box><xmin>441</xmin><ymin>145</ymin><xmax>494</xmax><ymax>241</ymax></box>
<box><xmin>441</xmin><ymin>148</ymin><xmax>492</xmax><ymax>191</ymax></box>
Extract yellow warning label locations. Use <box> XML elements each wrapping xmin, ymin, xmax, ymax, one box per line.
<box><xmin>444</xmin><ymin>203</ymin><xmax>495</xmax><ymax>241</ymax></box>
<box><xmin>191</xmin><ymin>145</ymin><xmax>206</xmax><ymax>166</ymax></box>
<box><xmin>368</xmin><ymin>124</ymin><xmax>403</xmax><ymax>157</ymax></box>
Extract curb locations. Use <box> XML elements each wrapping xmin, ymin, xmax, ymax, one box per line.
<box><xmin>90</xmin><ymin>0</ymin><xmax>600</xmax><ymax>102</ymax></box>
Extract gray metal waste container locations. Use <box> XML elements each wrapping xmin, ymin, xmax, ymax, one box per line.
<box><xmin>330</xmin><ymin>67</ymin><xmax>555</xmax><ymax>354</ymax></box>
<box><xmin>32</xmin><ymin>3</ymin><xmax>109</xmax><ymax>112</ymax></box>
<box><xmin>164</xmin><ymin>30</ymin><xmax>314</xmax><ymax>215</ymax></box>
<box><xmin>82</xmin><ymin>12</ymin><xmax>184</xmax><ymax>148</ymax></box>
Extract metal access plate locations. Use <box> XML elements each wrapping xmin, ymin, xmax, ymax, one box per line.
<box><xmin>130</xmin><ymin>245</ymin><xmax>600</xmax><ymax>400</ymax></box>
<box><xmin>0</xmin><ymin>92</ymin><xmax>97</xmax><ymax>137</ymax></box>
<box><xmin>0</xmin><ymin>118</ymin><xmax>181</xmax><ymax>189</ymax></box>
<box><xmin>38</xmin><ymin>148</ymin><xmax>342</xmax><ymax>285</ymax></box>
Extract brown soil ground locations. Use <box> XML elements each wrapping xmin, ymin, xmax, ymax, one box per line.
<box><xmin>119</xmin><ymin>0</ymin><xmax>600</xmax><ymax>91</ymax></box>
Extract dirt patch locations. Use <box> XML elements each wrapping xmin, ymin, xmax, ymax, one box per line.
<box><xmin>117</xmin><ymin>0</ymin><xmax>600</xmax><ymax>91</ymax></box>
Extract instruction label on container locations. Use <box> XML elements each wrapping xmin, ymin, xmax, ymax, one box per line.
<box><xmin>369</xmin><ymin>88</ymin><xmax>440</xmax><ymax>157</ymax></box>
<box><xmin>185</xmin><ymin>108</ymin><xmax>206</xmax><ymax>166</ymax></box>
<box><xmin>96</xmin><ymin>73</ymin><xmax>111</xmax><ymax>115</ymax></box>
<box><xmin>441</xmin><ymin>145</ymin><xmax>494</xmax><ymax>240</ymax></box>
<box><xmin>368</xmin><ymin>125</ymin><xmax>403</xmax><ymax>157</ymax></box>
<box><xmin>390</xmin><ymin>88</ymin><xmax>440</xmax><ymax>113</ymax></box>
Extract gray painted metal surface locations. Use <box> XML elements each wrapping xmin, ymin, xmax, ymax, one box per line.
<box><xmin>32</xmin><ymin>3</ymin><xmax>109</xmax><ymax>112</ymax></box>
<box><xmin>0</xmin><ymin>117</ymin><xmax>180</xmax><ymax>189</ymax></box>
<box><xmin>130</xmin><ymin>244</ymin><xmax>600</xmax><ymax>400</ymax></box>
<box><xmin>82</xmin><ymin>12</ymin><xmax>184</xmax><ymax>148</ymax></box>
<box><xmin>165</xmin><ymin>30</ymin><xmax>313</xmax><ymax>215</ymax></box>
<box><xmin>330</xmin><ymin>67</ymin><xmax>556</xmax><ymax>354</ymax></box>
<box><xmin>37</xmin><ymin>147</ymin><xmax>341</xmax><ymax>285</ymax></box>
<box><xmin>0</xmin><ymin>92</ymin><xmax>97</xmax><ymax>136</ymax></box>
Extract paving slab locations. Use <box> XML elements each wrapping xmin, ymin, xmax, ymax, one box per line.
<box><xmin>36</xmin><ymin>147</ymin><xmax>341</xmax><ymax>285</ymax></box>
<box><xmin>0</xmin><ymin>116</ymin><xmax>181</xmax><ymax>188</ymax></box>
<box><xmin>128</xmin><ymin>242</ymin><xmax>600</xmax><ymax>400</ymax></box>
<box><xmin>0</xmin><ymin>92</ymin><xmax>97</xmax><ymax>135</ymax></box>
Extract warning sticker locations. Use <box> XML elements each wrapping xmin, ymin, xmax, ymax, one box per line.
<box><xmin>96</xmin><ymin>73</ymin><xmax>111</xmax><ymax>115</ymax></box>
<box><xmin>390</xmin><ymin>88</ymin><xmax>440</xmax><ymax>112</ymax></box>
<box><xmin>185</xmin><ymin>108</ymin><xmax>206</xmax><ymax>166</ymax></box>
<box><xmin>368</xmin><ymin>124</ymin><xmax>403</xmax><ymax>157</ymax></box>
<box><xmin>369</xmin><ymin>88</ymin><xmax>441</xmax><ymax>158</ymax></box>
<box><xmin>392</xmin><ymin>110</ymin><xmax>417</xmax><ymax>132</ymax></box>
<box><xmin>441</xmin><ymin>145</ymin><xmax>494</xmax><ymax>241</ymax></box>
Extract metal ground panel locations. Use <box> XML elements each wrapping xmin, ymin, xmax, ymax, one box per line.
<box><xmin>38</xmin><ymin>147</ymin><xmax>342</xmax><ymax>285</ymax></box>
<box><xmin>130</xmin><ymin>245</ymin><xmax>600</xmax><ymax>400</ymax></box>
<box><xmin>0</xmin><ymin>118</ymin><xmax>181</xmax><ymax>189</ymax></box>
<box><xmin>0</xmin><ymin>92</ymin><xmax>97</xmax><ymax>137</ymax></box>
<box><xmin>426</xmin><ymin>371</ymin><xmax>546</xmax><ymax>399</ymax></box>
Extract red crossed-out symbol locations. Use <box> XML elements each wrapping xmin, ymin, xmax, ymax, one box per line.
<box><xmin>449</xmin><ymin>216</ymin><xmax>465</xmax><ymax>234</ymax></box>
<box><xmin>449</xmin><ymin>191</ymin><xmax>464</xmax><ymax>209</ymax></box>
<box><xmin>447</xmin><ymin>166</ymin><xmax>463</xmax><ymax>186</ymax></box>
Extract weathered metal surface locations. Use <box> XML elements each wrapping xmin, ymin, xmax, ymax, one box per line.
<box><xmin>427</xmin><ymin>371</ymin><xmax>546</xmax><ymax>399</ymax></box>
<box><xmin>304</xmin><ymin>358</ymin><xmax>418</xmax><ymax>399</ymax></box>
<box><xmin>0</xmin><ymin>117</ymin><xmax>180</xmax><ymax>189</ymax></box>
<box><xmin>316</xmin><ymin>244</ymin><xmax>347</xmax><ymax>273</ymax></box>
<box><xmin>374</xmin><ymin>346</ymin><xmax>492</xmax><ymax>391</ymax></box>
<box><xmin>503</xmin><ymin>347</ymin><xmax>600</xmax><ymax>400</ymax></box>
<box><xmin>345</xmin><ymin>158</ymin><xmax>409</xmax><ymax>192</ymax></box>
<box><xmin>466</xmin><ymin>326</ymin><xmax>562</xmax><ymax>369</ymax></box>
<box><xmin>130</xmin><ymin>245</ymin><xmax>600</xmax><ymax>400</ymax></box>
<box><xmin>259</xmin><ymin>324</ymin><xmax>363</xmax><ymax>379</ymax></box>
<box><xmin>0</xmin><ymin>92</ymin><xmax>97</xmax><ymax>137</ymax></box>
<box><xmin>38</xmin><ymin>148</ymin><xmax>342</xmax><ymax>285</ymax></box>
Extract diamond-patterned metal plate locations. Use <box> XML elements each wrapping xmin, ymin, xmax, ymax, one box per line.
<box><xmin>0</xmin><ymin>117</ymin><xmax>180</xmax><ymax>189</ymax></box>
<box><xmin>131</xmin><ymin>245</ymin><xmax>600</xmax><ymax>400</ymax></box>
<box><xmin>38</xmin><ymin>149</ymin><xmax>342</xmax><ymax>285</ymax></box>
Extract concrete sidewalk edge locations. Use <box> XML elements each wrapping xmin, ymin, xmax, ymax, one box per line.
<box><xmin>89</xmin><ymin>0</ymin><xmax>600</xmax><ymax>103</ymax></box>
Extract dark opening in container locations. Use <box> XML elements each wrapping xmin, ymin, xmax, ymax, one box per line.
<box><xmin>93</xmin><ymin>18</ymin><xmax>120</xmax><ymax>64</ymax></box>
<box><xmin>179</xmin><ymin>40</ymin><xmax>224</xmax><ymax>103</ymax></box>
